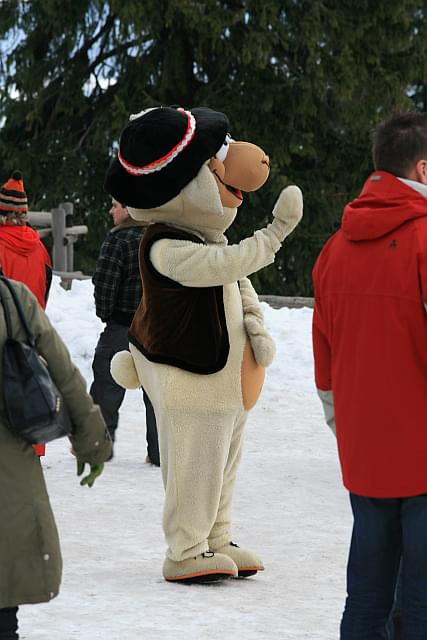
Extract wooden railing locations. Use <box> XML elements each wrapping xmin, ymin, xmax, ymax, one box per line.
<box><xmin>28</xmin><ymin>203</ymin><xmax>91</xmax><ymax>288</ymax></box>
<box><xmin>259</xmin><ymin>295</ymin><xmax>313</xmax><ymax>309</ymax></box>
<box><xmin>26</xmin><ymin>210</ymin><xmax>314</xmax><ymax>305</ymax></box>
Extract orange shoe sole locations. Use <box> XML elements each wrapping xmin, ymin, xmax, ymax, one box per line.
<box><xmin>165</xmin><ymin>568</ymin><xmax>236</xmax><ymax>584</ymax></box>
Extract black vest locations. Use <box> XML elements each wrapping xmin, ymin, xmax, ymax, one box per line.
<box><xmin>129</xmin><ymin>223</ymin><xmax>229</xmax><ymax>374</ymax></box>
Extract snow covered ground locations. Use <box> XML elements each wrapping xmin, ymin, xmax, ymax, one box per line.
<box><xmin>19</xmin><ymin>277</ymin><xmax>351</xmax><ymax>640</ymax></box>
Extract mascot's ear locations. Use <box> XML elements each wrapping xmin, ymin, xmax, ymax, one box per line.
<box><xmin>181</xmin><ymin>163</ymin><xmax>223</xmax><ymax>216</ymax></box>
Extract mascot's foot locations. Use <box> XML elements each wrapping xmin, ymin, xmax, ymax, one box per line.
<box><xmin>210</xmin><ymin>542</ymin><xmax>264</xmax><ymax>577</ymax></box>
<box><xmin>163</xmin><ymin>551</ymin><xmax>238</xmax><ymax>584</ymax></box>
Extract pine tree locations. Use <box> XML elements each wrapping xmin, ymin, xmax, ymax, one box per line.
<box><xmin>0</xmin><ymin>0</ymin><xmax>424</xmax><ymax>292</ymax></box>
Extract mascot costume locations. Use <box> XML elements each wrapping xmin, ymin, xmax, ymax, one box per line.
<box><xmin>105</xmin><ymin>106</ymin><xmax>303</xmax><ymax>583</ymax></box>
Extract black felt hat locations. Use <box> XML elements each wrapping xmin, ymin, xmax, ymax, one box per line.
<box><xmin>104</xmin><ymin>106</ymin><xmax>229</xmax><ymax>209</ymax></box>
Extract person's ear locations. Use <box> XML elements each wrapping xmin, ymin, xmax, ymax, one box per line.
<box><xmin>414</xmin><ymin>159</ymin><xmax>427</xmax><ymax>184</ymax></box>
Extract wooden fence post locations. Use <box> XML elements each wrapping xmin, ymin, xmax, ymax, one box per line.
<box><xmin>28</xmin><ymin>204</ymin><xmax>89</xmax><ymax>289</ymax></box>
<box><xmin>61</xmin><ymin>202</ymin><xmax>74</xmax><ymax>272</ymax></box>
<box><xmin>51</xmin><ymin>206</ymin><xmax>67</xmax><ymax>271</ymax></box>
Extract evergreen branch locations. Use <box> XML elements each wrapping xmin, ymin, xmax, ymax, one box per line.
<box><xmin>76</xmin><ymin>11</ymin><xmax>117</xmax><ymax>62</ymax></box>
<box><xmin>87</xmin><ymin>38</ymin><xmax>141</xmax><ymax>75</ymax></box>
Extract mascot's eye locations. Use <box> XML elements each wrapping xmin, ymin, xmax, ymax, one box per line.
<box><xmin>215</xmin><ymin>134</ymin><xmax>234</xmax><ymax>162</ymax></box>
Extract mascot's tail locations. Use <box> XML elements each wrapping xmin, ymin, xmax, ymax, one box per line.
<box><xmin>111</xmin><ymin>351</ymin><xmax>140</xmax><ymax>389</ymax></box>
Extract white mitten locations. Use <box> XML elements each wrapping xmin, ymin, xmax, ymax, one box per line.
<box><xmin>271</xmin><ymin>185</ymin><xmax>303</xmax><ymax>239</ymax></box>
<box><xmin>239</xmin><ymin>277</ymin><xmax>276</xmax><ymax>367</ymax></box>
<box><xmin>110</xmin><ymin>351</ymin><xmax>140</xmax><ymax>389</ymax></box>
<box><xmin>244</xmin><ymin>314</ymin><xmax>276</xmax><ymax>367</ymax></box>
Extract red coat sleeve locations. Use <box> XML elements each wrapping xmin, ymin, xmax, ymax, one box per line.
<box><xmin>312</xmin><ymin>297</ymin><xmax>332</xmax><ymax>391</ymax></box>
<box><xmin>420</xmin><ymin>250</ymin><xmax>427</xmax><ymax>311</ymax></box>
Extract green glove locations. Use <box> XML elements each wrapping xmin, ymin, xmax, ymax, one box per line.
<box><xmin>76</xmin><ymin>460</ymin><xmax>104</xmax><ymax>488</ymax></box>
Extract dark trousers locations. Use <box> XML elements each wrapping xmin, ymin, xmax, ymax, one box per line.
<box><xmin>90</xmin><ymin>323</ymin><xmax>160</xmax><ymax>466</ymax></box>
<box><xmin>341</xmin><ymin>492</ymin><xmax>427</xmax><ymax>639</ymax></box>
<box><xmin>0</xmin><ymin>608</ymin><xmax>18</xmax><ymax>640</ymax></box>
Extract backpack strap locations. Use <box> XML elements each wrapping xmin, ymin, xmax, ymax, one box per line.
<box><xmin>0</xmin><ymin>276</ymin><xmax>36</xmax><ymax>347</ymax></box>
<box><xmin>0</xmin><ymin>279</ymin><xmax>14</xmax><ymax>340</ymax></box>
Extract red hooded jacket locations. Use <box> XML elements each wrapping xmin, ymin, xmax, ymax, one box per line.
<box><xmin>0</xmin><ymin>225</ymin><xmax>52</xmax><ymax>309</ymax></box>
<box><xmin>312</xmin><ymin>172</ymin><xmax>427</xmax><ymax>497</ymax></box>
<box><xmin>0</xmin><ymin>225</ymin><xmax>52</xmax><ymax>457</ymax></box>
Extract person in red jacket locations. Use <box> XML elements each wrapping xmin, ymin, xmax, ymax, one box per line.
<box><xmin>0</xmin><ymin>170</ymin><xmax>52</xmax><ymax>309</ymax></box>
<box><xmin>0</xmin><ymin>170</ymin><xmax>53</xmax><ymax>458</ymax></box>
<box><xmin>312</xmin><ymin>111</ymin><xmax>427</xmax><ymax>639</ymax></box>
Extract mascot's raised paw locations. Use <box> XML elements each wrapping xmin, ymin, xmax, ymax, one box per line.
<box><xmin>272</xmin><ymin>185</ymin><xmax>303</xmax><ymax>235</ymax></box>
<box><xmin>110</xmin><ymin>351</ymin><xmax>140</xmax><ymax>389</ymax></box>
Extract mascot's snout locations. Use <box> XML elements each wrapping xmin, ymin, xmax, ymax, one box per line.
<box><xmin>209</xmin><ymin>141</ymin><xmax>270</xmax><ymax>208</ymax></box>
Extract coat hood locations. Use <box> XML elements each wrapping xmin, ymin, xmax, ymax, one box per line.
<box><xmin>342</xmin><ymin>171</ymin><xmax>427</xmax><ymax>242</ymax></box>
<box><xmin>0</xmin><ymin>225</ymin><xmax>43</xmax><ymax>256</ymax></box>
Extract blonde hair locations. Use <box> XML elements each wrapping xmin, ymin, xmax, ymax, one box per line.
<box><xmin>0</xmin><ymin>212</ymin><xmax>28</xmax><ymax>226</ymax></box>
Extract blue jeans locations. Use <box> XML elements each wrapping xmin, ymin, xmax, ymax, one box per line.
<box><xmin>340</xmin><ymin>493</ymin><xmax>427</xmax><ymax>639</ymax></box>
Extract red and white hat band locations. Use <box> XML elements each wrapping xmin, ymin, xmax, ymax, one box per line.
<box><xmin>117</xmin><ymin>108</ymin><xmax>196</xmax><ymax>176</ymax></box>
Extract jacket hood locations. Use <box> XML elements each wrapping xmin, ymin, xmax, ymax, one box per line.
<box><xmin>342</xmin><ymin>171</ymin><xmax>427</xmax><ymax>242</ymax></box>
<box><xmin>0</xmin><ymin>225</ymin><xmax>43</xmax><ymax>255</ymax></box>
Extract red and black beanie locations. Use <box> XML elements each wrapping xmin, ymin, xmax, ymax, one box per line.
<box><xmin>104</xmin><ymin>106</ymin><xmax>229</xmax><ymax>209</ymax></box>
<box><xmin>0</xmin><ymin>170</ymin><xmax>28</xmax><ymax>214</ymax></box>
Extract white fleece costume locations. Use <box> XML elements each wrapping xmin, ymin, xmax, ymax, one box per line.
<box><xmin>112</xmin><ymin>163</ymin><xmax>302</xmax><ymax>574</ymax></box>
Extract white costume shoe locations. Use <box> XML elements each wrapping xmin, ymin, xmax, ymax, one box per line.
<box><xmin>209</xmin><ymin>542</ymin><xmax>264</xmax><ymax>577</ymax></box>
<box><xmin>163</xmin><ymin>551</ymin><xmax>238</xmax><ymax>583</ymax></box>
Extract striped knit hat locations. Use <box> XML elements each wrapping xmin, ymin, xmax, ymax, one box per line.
<box><xmin>0</xmin><ymin>171</ymin><xmax>28</xmax><ymax>214</ymax></box>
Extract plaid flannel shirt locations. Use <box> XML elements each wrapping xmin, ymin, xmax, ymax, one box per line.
<box><xmin>92</xmin><ymin>225</ymin><xmax>145</xmax><ymax>325</ymax></box>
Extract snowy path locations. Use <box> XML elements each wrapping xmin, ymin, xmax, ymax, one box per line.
<box><xmin>18</xmin><ymin>280</ymin><xmax>351</xmax><ymax>639</ymax></box>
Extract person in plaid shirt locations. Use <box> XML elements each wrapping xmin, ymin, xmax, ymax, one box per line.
<box><xmin>90</xmin><ymin>198</ymin><xmax>159</xmax><ymax>465</ymax></box>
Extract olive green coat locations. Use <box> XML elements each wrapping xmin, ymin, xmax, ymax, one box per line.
<box><xmin>0</xmin><ymin>281</ymin><xmax>112</xmax><ymax>608</ymax></box>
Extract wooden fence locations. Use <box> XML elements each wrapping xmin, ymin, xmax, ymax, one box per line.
<box><xmin>27</xmin><ymin>208</ymin><xmax>315</xmax><ymax>306</ymax></box>
<box><xmin>28</xmin><ymin>203</ymin><xmax>91</xmax><ymax>288</ymax></box>
<box><xmin>259</xmin><ymin>295</ymin><xmax>314</xmax><ymax>309</ymax></box>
